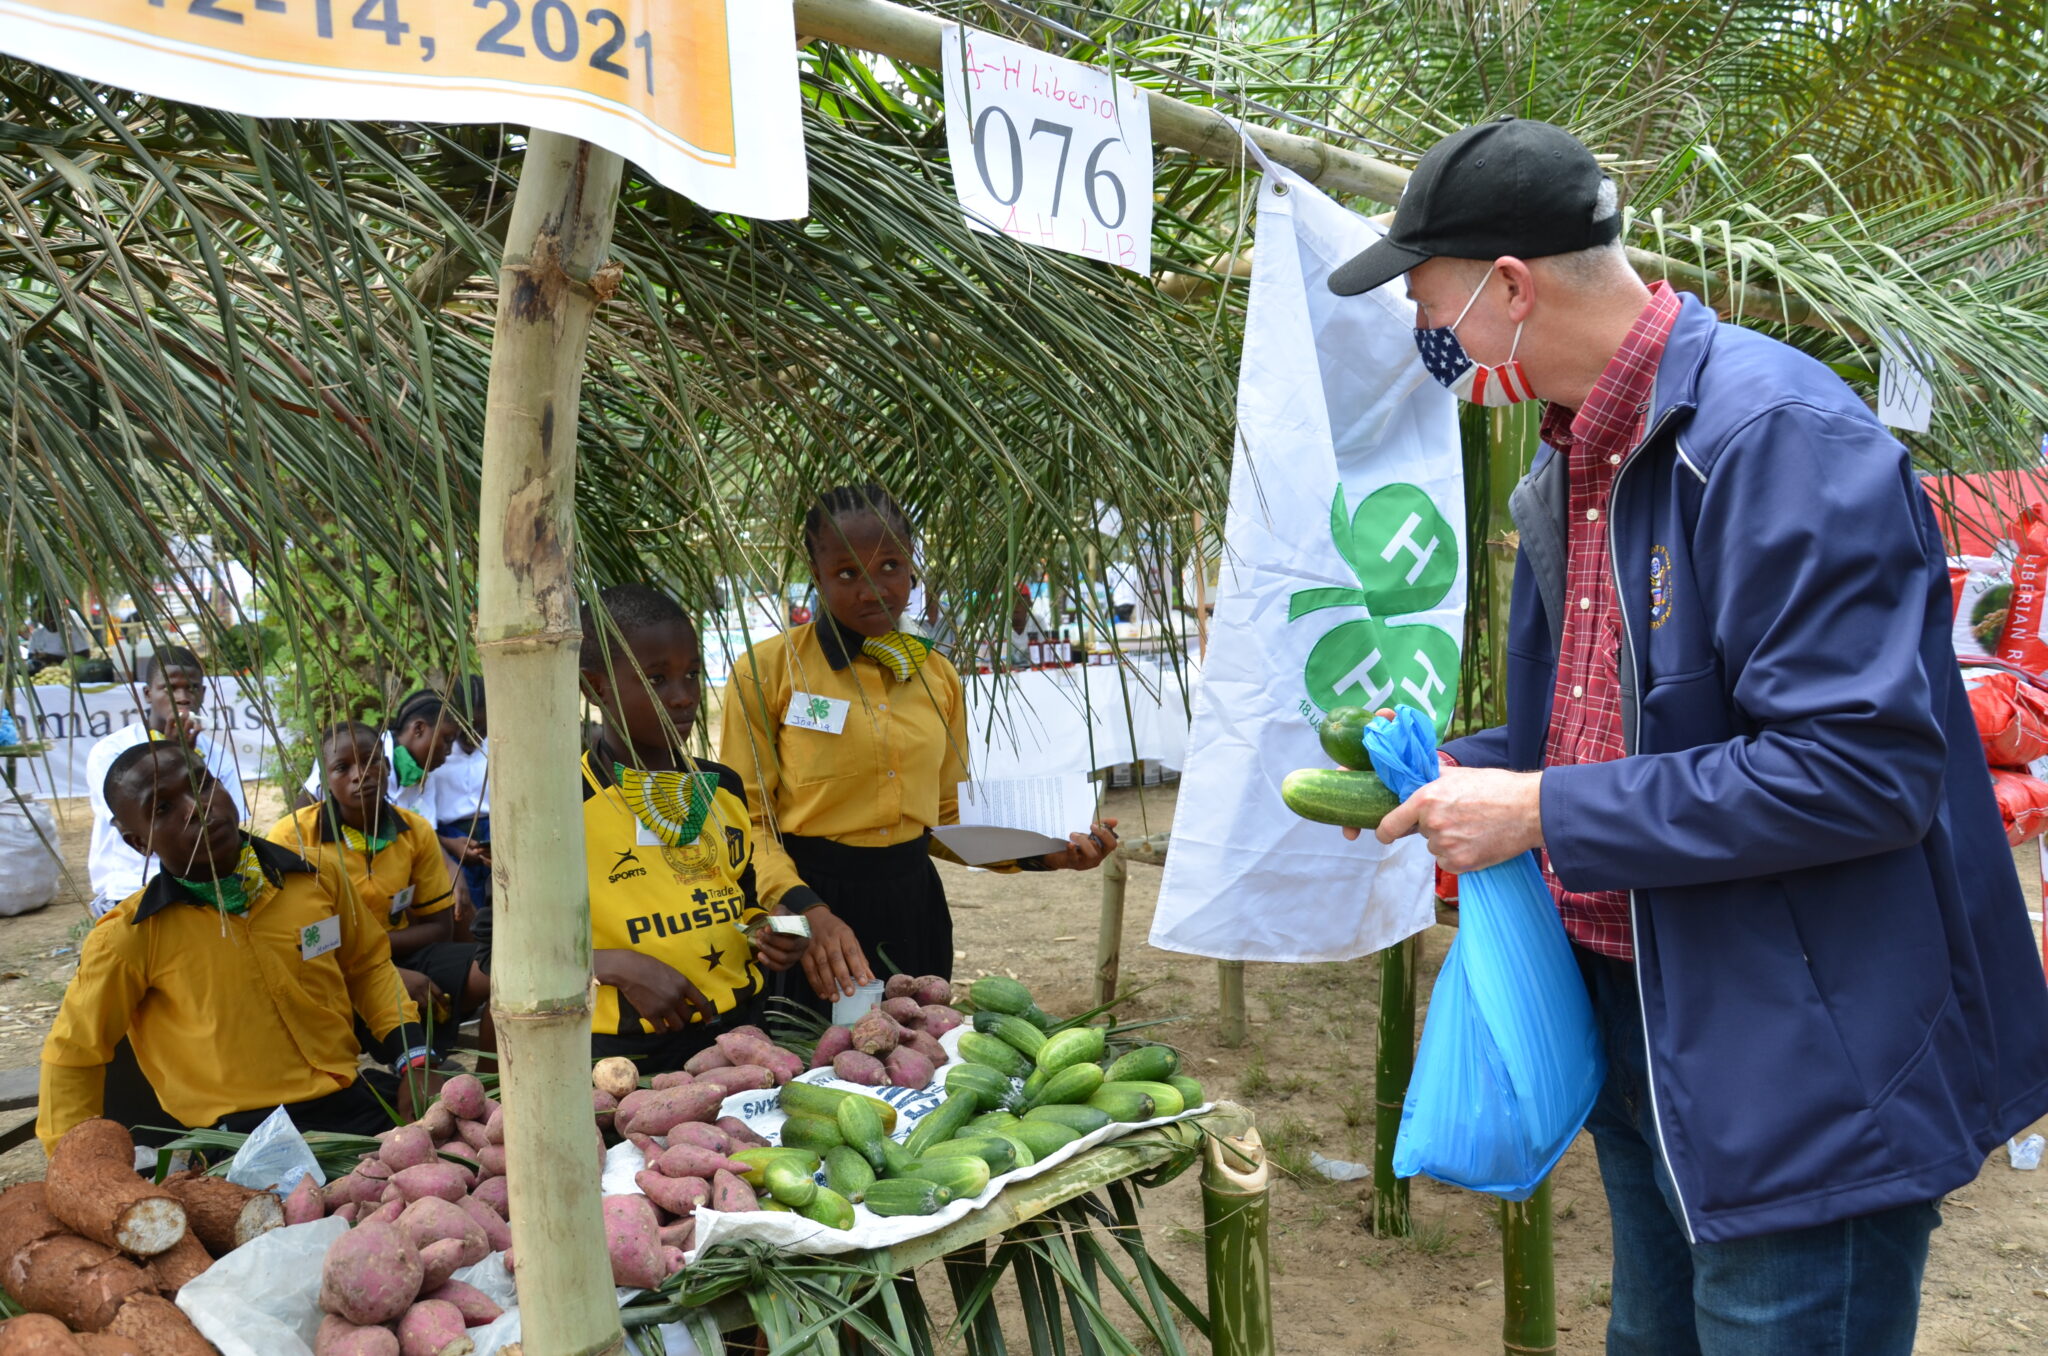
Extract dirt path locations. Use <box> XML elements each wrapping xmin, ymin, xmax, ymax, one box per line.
<box><xmin>2</xmin><ymin>783</ymin><xmax>2043</xmax><ymax>1352</ymax></box>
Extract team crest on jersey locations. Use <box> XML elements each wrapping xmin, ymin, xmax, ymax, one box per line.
<box><xmin>725</xmin><ymin>826</ymin><xmax>746</xmax><ymax>870</ymax></box>
<box><xmin>1649</xmin><ymin>545</ymin><xmax>1674</xmax><ymax>630</ymax></box>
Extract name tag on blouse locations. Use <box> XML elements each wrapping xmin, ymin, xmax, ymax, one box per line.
<box><xmin>785</xmin><ymin>692</ymin><xmax>850</xmax><ymax>735</ymax></box>
<box><xmin>389</xmin><ymin>885</ymin><xmax>416</xmax><ymax>916</ymax></box>
<box><xmin>301</xmin><ymin>916</ymin><xmax>341</xmax><ymax>961</ymax></box>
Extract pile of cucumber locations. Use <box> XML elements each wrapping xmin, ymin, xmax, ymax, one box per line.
<box><xmin>735</xmin><ymin>976</ymin><xmax>1201</xmax><ymax>1221</ymax></box>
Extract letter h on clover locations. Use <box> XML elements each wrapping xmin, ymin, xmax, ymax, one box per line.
<box><xmin>1289</xmin><ymin>485</ymin><xmax>1460</xmax><ymax>732</ymax></box>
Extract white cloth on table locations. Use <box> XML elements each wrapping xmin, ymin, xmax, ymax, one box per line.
<box><xmin>964</xmin><ymin>658</ymin><xmax>1192</xmax><ymax>780</ymax></box>
<box><xmin>85</xmin><ymin>721</ymin><xmax>250</xmax><ymax>913</ymax></box>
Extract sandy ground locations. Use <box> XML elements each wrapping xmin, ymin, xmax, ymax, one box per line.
<box><xmin>2</xmin><ymin>783</ymin><xmax>2045</xmax><ymax>1353</ymax></box>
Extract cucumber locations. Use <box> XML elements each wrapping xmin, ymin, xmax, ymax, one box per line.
<box><xmin>905</xmin><ymin>1088</ymin><xmax>983</xmax><ymax>1157</ymax></box>
<box><xmin>1020</xmin><ymin>1004</ymin><xmax>1054</xmax><ymax>1031</ymax></box>
<box><xmin>1086</xmin><ymin>1085</ymin><xmax>1157</xmax><ymax>1123</ymax></box>
<box><xmin>902</xmin><ymin>1153</ymin><xmax>991</xmax><ymax>1198</ymax></box>
<box><xmin>836</xmin><ymin>1093</ymin><xmax>891</xmax><ymax>1171</ymax></box>
<box><xmin>1023</xmin><ymin>1104</ymin><xmax>1112</xmax><ymax>1136</ymax></box>
<box><xmin>823</xmin><ymin>1145</ymin><xmax>876</xmax><ymax>1202</ymax></box>
<box><xmin>988</xmin><ymin>1128</ymin><xmax>1037</xmax><ymax>1168</ymax></box>
<box><xmin>1022</xmin><ymin>1062</ymin><xmax>1103</xmax><ymax>1111</ymax></box>
<box><xmin>1017</xmin><ymin>1067</ymin><xmax>1052</xmax><ymax>1106</ymax></box>
<box><xmin>1317</xmin><ymin>705</ymin><xmax>1376</xmax><ymax>771</ymax></box>
<box><xmin>876</xmin><ymin>1136</ymin><xmax>920</xmax><ymax>1179</ymax></box>
<box><xmin>943</xmin><ymin>1063</ymin><xmax>1014</xmax><ymax>1107</ymax></box>
<box><xmin>1104</xmin><ymin>1045</ymin><xmax>1179</xmax><ymax>1084</ymax></box>
<box><xmin>1167</xmin><ymin>1075</ymin><xmax>1206</xmax><ymax>1108</ymax></box>
<box><xmin>780</xmin><ymin>1080</ymin><xmax>900</xmax><ymax>1133</ymax></box>
<box><xmin>732</xmin><ymin>1147</ymin><xmax>819</xmax><ymax>1189</ymax></box>
<box><xmin>965</xmin><ymin>1111</ymin><xmax>1021</xmax><ymax>1136</ymax></box>
<box><xmin>1005</xmin><ymin>1119</ymin><xmax>1080</xmax><ymax>1159</ymax></box>
<box><xmin>984</xmin><ymin>1013</ymin><xmax>1048</xmax><ymax>1060</ymax></box>
<box><xmin>1114</xmin><ymin>1080</ymin><xmax>1185</xmax><ymax>1117</ymax></box>
<box><xmin>924</xmin><ymin>1135</ymin><xmax>1017</xmax><ymax>1175</ymax></box>
<box><xmin>759</xmin><ymin>1198</ymin><xmax>795</xmax><ymax>1213</ymax></box>
<box><xmin>778</xmin><ymin>1113</ymin><xmax>845</xmax><ymax>1155</ymax></box>
<box><xmin>863</xmin><ymin>1178</ymin><xmax>953</xmax><ymax>1217</ymax></box>
<box><xmin>968</xmin><ymin>976</ymin><xmax>1034</xmax><ymax>1015</ymax></box>
<box><xmin>763</xmin><ymin>1157</ymin><xmax>819</xmax><ymax>1209</ymax></box>
<box><xmin>799</xmin><ymin>1185</ymin><xmax>856</xmax><ymax>1230</ymax></box>
<box><xmin>958</xmin><ymin>1031</ymin><xmax>1033</xmax><ymax>1079</ymax></box>
<box><xmin>1279</xmin><ymin>767</ymin><xmax>1400</xmax><ymax>828</ymax></box>
<box><xmin>1035</xmin><ymin>1026</ymin><xmax>1107</xmax><ymax>1077</ymax></box>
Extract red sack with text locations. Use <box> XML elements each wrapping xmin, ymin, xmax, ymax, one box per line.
<box><xmin>1964</xmin><ymin>669</ymin><xmax>2048</xmax><ymax>766</ymax></box>
<box><xmin>1995</xmin><ymin>508</ymin><xmax>2048</xmax><ymax>674</ymax></box>
<box><xmin>1989</xmin><ymin>769</ymin><xmax>2048</xmax><ymax>846</ymax></box>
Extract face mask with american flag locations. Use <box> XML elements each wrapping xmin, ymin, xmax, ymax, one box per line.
<box><xmin>1414</xmin><ymin>270</ymin><xmax>1533</xmax><ymax>407</ymax></box>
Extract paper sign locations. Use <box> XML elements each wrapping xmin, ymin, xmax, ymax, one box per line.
<box><xmin>300</xmin><ymin>916</ymin><xmax>341</xmax><ymax>961</ymax></box>
<box><xmin>933</xmin><ymin>774</ymin><xmax>1097</xmax><ymax>866</ymax></box>
<box><xmin>940</xmin><ymin>25</ymin><xmax>1152</xmax><ymax>274</ymax></box>
<box><xmin>0</xmin><ymin>0</ymin><xmax>808</xmax><ymax>218</ymax></box>
<box><xmin>784</xmin><ymin>692</ymin><xmax>850</xmax><ymax>735</ymax></box>
<box><xmin>1878</xmin><ymin>332</ymin><xmax>1934</xmax><ymax>432</ymax></box>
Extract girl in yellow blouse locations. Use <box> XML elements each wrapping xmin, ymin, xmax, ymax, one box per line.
<box><xmin>719</xmin><ymin>484</ymin><xmax>1118</xmax><ymax>1018</ymax></box>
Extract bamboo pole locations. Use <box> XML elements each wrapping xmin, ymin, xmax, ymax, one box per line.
<box><xmin>1095</xmin><ymin>851</ymin><xmax>1126</xmax><ymax>1008</ymax></box>
<box><xmin>475</xmin><ymin>130</ymin><xmax>626</xmax><ymax>1356</ymax></box>
<box><xmin>1500</xmin><ymin>1177</ymin><xmax>1557</xmax><ymax>1356</ymax></box>
<box><xmin>1200</xmin><ymin>1124</ymin><xmax>1276</xmax><ymax>1356</ymax></box>
<box><xmin>1372</xmin><ymin>933</ymin><xmax>1416</xmax><ymax>1237</ymax></box>
<box><xmin>1217</xmin><ymin>960</ymin><xmax>1247</xmax><ymax>1048</ymax></box>
<box><xmin>789</xmin><ymin>0</ymin><xmax>1863</xmax><ymax>340</ymax></box>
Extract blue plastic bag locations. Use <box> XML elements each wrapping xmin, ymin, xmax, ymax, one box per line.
<box><xmin>1364</xmin><ymin>707</ymin><xmax>1605</xmax><ymax>1200</ymax></box>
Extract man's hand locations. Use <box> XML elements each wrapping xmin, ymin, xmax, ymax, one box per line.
<box><xmin>595</xmin><ymin>950</ymin><xmax>718</xmax><ymax>1030</ymax></box>
<box><xmin>1038</xmin><ymin>819</ymin><xmax>1121</xmax><ymax>872</ymax></box>
<box><xmin>395</xmin><ymin>1067</ymin><xmax>448</xmax><ymax>1122</ymax></box>
<box><xmin>442</xmin><ymin>836</ymin><xmax>488</xmax><ymax>865</ymax></box>
<box><xmin>752</xmin><ymin>923</ymin><xmax>809</xmax><ymax>974</ymax></box>
<box><xmin>801</xmin><ymin>907</ymin><xmax>873</xmax><ymax>1002</ymax></box>
<box><xmin>398</xmin><ymin>967</ymin><xmax>446</xmax><ymax>1014</ymax></box>
<box><xmin>1350</xmin><ymin>767</ymin><xmax>1545</xmax><ymax>873</ymax></box>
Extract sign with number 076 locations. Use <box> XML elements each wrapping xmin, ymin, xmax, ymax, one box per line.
<box><xmin>941</xmin><ymin>26</ymin><xmax>1153</xmax><ymax>276</ymax></box>
<box><xmin>0</xmin><ymin>0</ymin><xmax>807</xmax><ymax>218</ymax></box>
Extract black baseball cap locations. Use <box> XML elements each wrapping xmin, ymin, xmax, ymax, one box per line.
<box><xmin>1329</xmin><ymin>116</ymin><xmax>1620</xmax><ymax>297</ymax></box>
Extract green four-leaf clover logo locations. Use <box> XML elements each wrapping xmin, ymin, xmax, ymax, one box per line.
<box><xmin>1288</xmin><ymin>484</ymin><xmax>1459</xmax><ymax>733</ymax></box>
<box><xmin>807</xmin><ymin>696</ymin><xmax>833</xmax><ymax>722</ymax></box>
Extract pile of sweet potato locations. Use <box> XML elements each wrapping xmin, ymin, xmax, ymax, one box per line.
<box><xmin>810</xmin><ymin>975</ymin><xmax>960</xmax><ymax>1087</ymax></box>
<box><xmin>0</xmin><ymin>1119</ymin><xmax>252</xmax><ymax>1356</ymax></box>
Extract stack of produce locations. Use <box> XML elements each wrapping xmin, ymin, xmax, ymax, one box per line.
<box><xmin>805</xmin><ymin>973</ymin><xmax>960</xmax><ymax>1087</ymax></box>
<box><xmin>1962</xmin><ymin>666</ymin><xmax>2048</xmax><ymax>845</ymax></box>
<box><xmin>1279</xmin><ymin>705</ymin><xmax>1400</xmax><ymax>830</ymax></box>
<box><xmin>0</xmin><ymin>1119</ymin><xmax>231</xmax><ymax>1355</ymax></box>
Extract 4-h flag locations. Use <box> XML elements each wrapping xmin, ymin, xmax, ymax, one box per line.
<box><xmin>1151</xmin><ymin>158</ymin><xmax>1462</xmax><ymax>963</ymax></box>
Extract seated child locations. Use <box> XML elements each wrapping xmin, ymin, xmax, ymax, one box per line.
<box><xmin>270</xmin><ymin>722</ymin><xmax>492</xmax><ymax>1051</ymax></box>
<box><xmin>434</xmin><ymin>677</ymin><xmax>493</xmax><ymax>947</ymax></box>
<box><xmin>39</xmin><ymin>743</ymin><xmax>432</xmax><ymax>1152</ymax></box>
<box><xmin>296</xmin><ymin>689</ymin><xmax>461</xmax><ymax>822</ymax></box>
<box><xmin>83</xmin><ymin>646</ymin><xmax>249</xmax><ymax>918</ymax></box>
<box><xmin>579</xmin><ymin>584</ymin><xmax>808</xmax><ymax>1073</ymax></box>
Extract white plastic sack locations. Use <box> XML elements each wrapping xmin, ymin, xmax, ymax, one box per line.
<box><xmin>1151</xmin><ymin>152</ymin><xmax>1457</xmax><ymax>962</ymax></box>
<box><xmin>225</xmin><ymin>1105</ymin><xmax>326</xmax><ymax>1192</ymax></box>
<box><xmin>0</xmin><ymin>794</ymin><xmax>60</xmax><ymax>916</ymax></box>
<box><xmin>177</xmin><ymin>1217</ymin><xmax>349</xmax><ymax>1356</ymax></box>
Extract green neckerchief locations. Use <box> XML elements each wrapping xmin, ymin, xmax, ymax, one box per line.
<box><xmin>612</xmin><ymin>763</ymin><xmax>719</xmax><ymax>848</ymax></box>
<box><xmin>171</xmin><ymin>841</ymin><xmax>268</xmax><ymax>916</ymax></box>
<box><xmin>861</xmin><ymin>630</ymin><xmax>933</xmax><ymax>683</ymax></box>
<box><xmin>392</xmin><ymin>742</ymin><xmax>427</xmax><ymax>788</ymax></box>
<box><xmin>338</xmin><ymin>817</ymin><xmax>397</xmax><ymax>854</ymax></box>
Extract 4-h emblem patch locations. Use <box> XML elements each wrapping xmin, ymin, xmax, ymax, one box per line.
<box><xmin>1649</xmin><ymin>545</ymin><xmax>1674</xmax><ymax>630</ymax></box>
<box><xmin>806</xmin><ymin>696</ymin><xmax>833</xmax><ymax>723</ymax></box>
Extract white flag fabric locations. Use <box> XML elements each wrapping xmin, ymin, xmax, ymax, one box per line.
<box><xmin>1151</xmin><ymin>159</ymin><xmax>1462</xmax><ymax>963</ymax></box>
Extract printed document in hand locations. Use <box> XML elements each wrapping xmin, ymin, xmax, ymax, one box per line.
<box><xmin>933</xmin><ymin>775</ymin><xmax>1098</xmax><ymax>866</ymax></box>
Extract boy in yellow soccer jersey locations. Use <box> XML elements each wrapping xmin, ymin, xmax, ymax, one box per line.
<box><xmin>578</xmin><ymin>584</ymin><xmax>808</xmax><ymax>1073</ymax></box>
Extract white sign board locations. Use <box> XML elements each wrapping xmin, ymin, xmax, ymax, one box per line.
<box><xmin>941</xmin><ymin>25</ymin><xmax>1152</xmax><ymax>274</ymax></box>
<box><xmin>1878</xmin><ymin>332</ymin><xmax>1934</xmax><ymax>433</ymax></box>
<box><xmin>6</xmin><ymin>678</ymin><xmax>285</xmax><ymax>801</ymax></box>
<box><xmin>0</xmin><ymin>0</ymin><xmax>808</xmax><ymax>219</ymax></box>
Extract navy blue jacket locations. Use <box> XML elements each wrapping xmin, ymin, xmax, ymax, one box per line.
<box><xmin>1444</xmin><ymin>293</ymin><xmax>2048</xmax><ymax>1243</ymax></box>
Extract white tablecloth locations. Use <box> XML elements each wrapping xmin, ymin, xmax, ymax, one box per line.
<box><xmin>964</xmin><ymin>657</ymin><xmax>1194</xmax><ymax>780</ymax></box>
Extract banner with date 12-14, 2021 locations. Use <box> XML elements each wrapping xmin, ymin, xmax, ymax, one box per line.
<box><xmin>0</xmin><ymin>0</ymin><xmax>807</xmax><ymax>219</ymax></box>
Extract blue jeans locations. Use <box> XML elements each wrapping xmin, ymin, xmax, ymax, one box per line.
<box><xmin>1578</xmin><ymin>949</ymin><xmax>1940</xmax><ymax>1356</ymax></box>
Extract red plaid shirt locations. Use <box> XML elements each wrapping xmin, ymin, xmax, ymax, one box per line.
<box><xmin>1537</xmin><ymin>282</ymin><xmax>1682</xmax><ymax>960</ymax></box>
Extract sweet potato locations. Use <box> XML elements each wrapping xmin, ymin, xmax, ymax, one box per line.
<box><xmin>469</xmin><ymin>1177</ymin><xmax>510</xmax><ymax>1219</ymax></box>
<box><xmin>592</xmin><ymin>1089</ymin><xmax>619</xmax><ymax>1133</ymax></box>
<box><xmin>396</xmin><ymin>1299</ymin><xmax>473</xmax><ymax>1356</ymax></box>
<box><xmin>660</xmin><ymin>1247</ymin><xmax>686</xmax><ymax>1278</ymax></box>
<box><xmin>165</xmin><ymin>1175</ymin><xmax>282</xmax><ymax>1255</ymax></box>
<box><xmin>416</xmin><ymin>1238</ymin><xmax>465</xmax><ymax>1294</ymax></box>
<box><xmin>716</xmin><ymin>1117</ymin><xmax>770</xmax><ymax>1149</ymax></box>
<box><xmin>663</xmin><ymin>1123</ymin><xmax>732</xmax><ymax>1156</ymax></box>
<box><xmin>620</xmin><ymin>1083</ymin><xmax>726</xmax><ymax>1137</ymax></box>
<box><xmin>615</xmin><ymin>1091</ymin><xmax>653</xmax><ymax>1133</ymax></box>
<box><xmin>708</xmin><ymin>1170</ymin><xmax>757</xmax><ymax>1213</ymax></box>
<box><xmin>320</xmin><ymin>1220</ymin><xmax>424</xmax><ymax>1325</ymax></box>
<box><xmin>634</xmin><ymin>1171</ymin><xmax>709</xmax><ymax>1218</ymax></box>
<box><xmin>315</xmin><ymin>1314</ymin><xmax>400</xmax><ymax>1356</ymax></box>
<box><xmin>725</xmin><ymin>1024</ymin><xmax>770</xmax><ymax>1044</ymax></box>
<box><xmin>364</xmin><ymin>1199</ymin><xmax>405</xmax><ymax>1227</ymax></box>
<box><xmin>422</xmin><ymin>1279</ymin><xmax>502</xmax><ymax>1327</ymax></box>
<box><xmin>880</xmin><ymin>996</ymin><xmax>923</xmax><ymax>1027</ymax></box>
<box><xmin>883</xmin><ymin>1047</ymin><xmax>936</xmax><ymax>1089</ymax></box>
<box><xmin>357</xmin><ymin>1158</ymin><xmax>394</xmax><ymax>1181</ymax></box>
<box><xmin>388</xmin><ymin>1164</ymin><xmax>469</xmax><ymax>1205</ymax></box>
<box><xmin>477</xmin><ymin>1146</ymin><xmax>507</xmax><ymax>1178</ymax></box>
<box><xmin>899</xmin><ymin>1028</ymin><xmax>948</xmax><ymax>1067</ymax></box>
<box><xmin>757</xmin><ymin>1047</ymin><xmax>805</xmax><ymax>1084</ymax></box>
<box><xmin>5</xmin><ymin>1234</ymin><xmax>155</xmax><ymax>1333</ymax></box>
<box><xmin>657</xmin><ymin>1218</ymin><xmax>696</xmax><ymax>1252</ymax></box>
<box><xmin>323</xmin><ymin>1175</ymin><xmax>376</xmax><ymax>1213</ymax></box>
<box><xmin>849</xmin><ymin>1008</ymin><xmax>900</xmax><ymax>1057</ymax></box>
<box><xmin>44</xmin><ymin>1121</ymin><xmax>187</xmax><ymax>1259</ymax></box>
<box><xmin>99</xmin><ymin>1293</ymin><xmax>211</xmax><ymax>1356</ymax></box>
<box><xmin>809</xmin><ymin>1026</ymin><xmax>853</xmax><ymax>1069</ymax></box>
<box><xmin>483</xmin><ymin>1106</ymin><xmax>504</xmax><ymax>1146</ymax></box>
<box><xmin>917</xmin><ymin>1004</ymin><xmax>964</xmax><ymax>1036</ymax></box>
<box><xmin>654</xmin><ymin>1143</ymin><xmax>747</xmax><ymax>1180</ymax></box>
<box><xmin>454</xmin><ymin>1196</ymin><xmax>510</xmax><ymax>1256</ymax></box>
<box><xmin>143</xmin><ymin>1230</ymin><xmax>211</xmax><ymax>1295</ymax></box>
<box><xmin>397</xmin><ymin>1198</ymin><xmax>487</xmax><ymax>1266</ymax></box>
<box><xmin>454</xmin><ymin>1120</ymin><xmax>492</xmax><ymax>1154</ymax></box>
<box><xmin>831</xmin><ymin>1051</ymin><xmax>887</xmax><ymax>1086</ymax></box>
<box><xmin>380</xmin><ymin>1125</ymin><xmax>437</xmax><ymax>1173</ymax></box>
<box><xmin>283</xmin><ymin>1176</ymin><xmax>327</xmax><ymax>1227</ymax></box>
<box><xmin>693</xmin><ymin>1065</ymin><xmax>773</xmax><ymax>1097</ymax></box>
<box><xmin>417</xmin><ymin>1103</ymin><xmax>458</xmax><ymax>1144</ymax></box>
<box><xmin>591</xmin><ymin>1056</ymin><xmax>641</xmax><ymax>1101</ymax></box>
<box><xmin>883</xmin><ymin>973</ymin><xmax>919</xmax><ymax>1000</ymax></box>
<box><xmin>0</xmin><ymin>1313</ymin><xmax>85</xmax><ymax>1355</ymax></box>
<box><xmin>76</xmin><ymin>1335</ymin><xmax>146</xmax><ymax>1356</ymax></box>
<box><xmin>913</xmin><ymin>976</ymin><xmax>952</xmax><ymax>1007</ymax></box>
<box><xmin>681</xmin><ymin>1046</ymin><xmax>731</xmax><ymax>1075</ymax></box>
<box><xmin>600</xmin><ymin>1195</ymin><xmax>664</xmax><ymax>1289</ymax></box>
<box><xmin>437</xmin><ymin>1075</ymin><xmax>490</xmax><ymax>1123</ymax></box>
<box><xmin>649</xmin><ymin>1071</ymin><xmax>693</xmax><ymax>1091</ymax></box>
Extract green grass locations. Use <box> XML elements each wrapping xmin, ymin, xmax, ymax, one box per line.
<box><xmin>1237</xmin><ymin>1059</ymin><xmax>1272</xmax><ymax>1099</ymax></box>
<box><xmin>1405</xmin><ymin>1217</ymin><xmax>1465</xmax><ymax>1258</ymax></box>
<box><xmin>1338</xmin><ymin>1089</ymin><xmax>1371</xmax><ymax>1129</ymax></box>
<box><xmin>1264</xmin><ymin>1113</ymin><xmax>1324</xmax><ymax>1181</ymax></box>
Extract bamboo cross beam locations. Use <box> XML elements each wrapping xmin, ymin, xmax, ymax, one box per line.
<box><xmin>790</xmin><ymin>0</ymin><xmax>1862</xmax><ymax>341</ymax></box>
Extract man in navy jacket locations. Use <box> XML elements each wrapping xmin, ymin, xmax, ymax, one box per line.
<box><xmin>1330</xmin><ymin>117</ymin><xmax>2048</xmax><ymax>1355</ymax></box>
